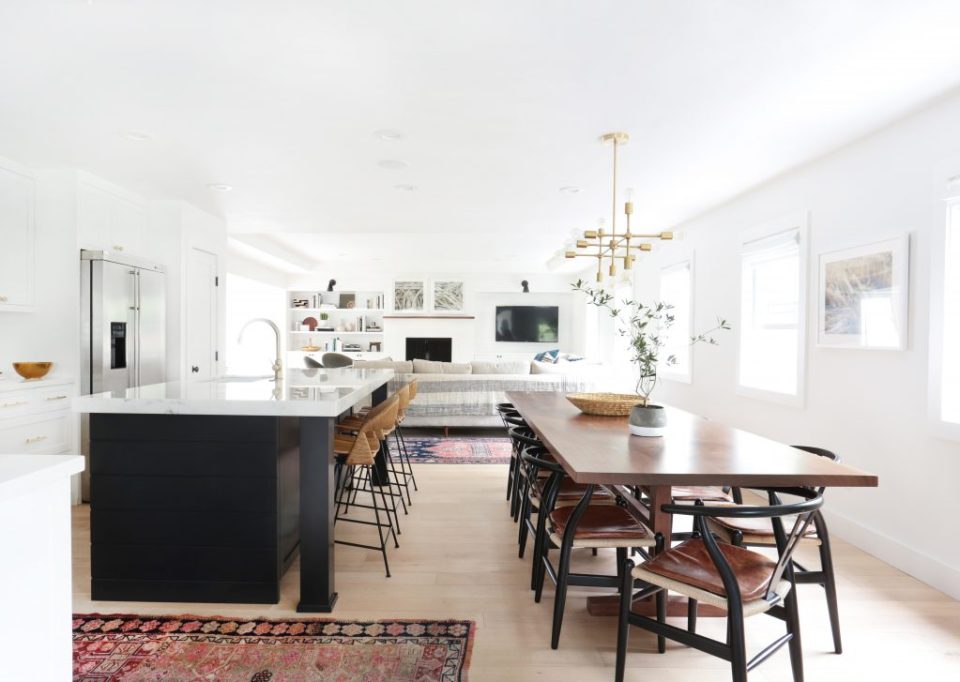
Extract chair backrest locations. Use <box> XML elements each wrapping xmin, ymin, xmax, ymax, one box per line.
<box><xmin>303</xmin><ymin>355</ymin><xmax>323</xmax><ymax>369</ymax></box>
<box><xmin>397</xmin><ymin>383</ymin><xmax>411</xmax><ymax>417</ymax></box>
<box><xmin>408</xmin><ymin>378</ymin><xmax>418</xmax><ymax>401</ymax></box>
<box><xmin>508</xmin><ymin>425</ymin><xmax>541</xmax><ymax>449</ymax></box>
<box><xmin>322</xmin><ymin>352</ymin><xmax>354</xmax><ymax>368</ymax></box>
<box><xmin>345</xmin><ymin>414</ymin><xmax>379</xmax><ymax>466</ymax></box>
<box><xmin>378</xmin><ymin>396</ymin><xmax>400</xmax><ymax>437</ymax></box>
<box><xmin>352</xmin><ymin>394</ymin><xmax>400</xmax><ymax>462</ymax></box>
<box><xmin>661</xmin><ymin>488</ymin><xmax>824</xmax><ymax>607</ymax></box>
<box><xmin>791</xmin><ymin>445</ymin><xmax>840</xmax><ymax>496</ymax></box>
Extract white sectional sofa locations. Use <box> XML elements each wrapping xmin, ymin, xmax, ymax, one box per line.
<box><xmin>353</xmin><ymin>357</ymin><xmax>602</xmax><ymax>428</ymax></box>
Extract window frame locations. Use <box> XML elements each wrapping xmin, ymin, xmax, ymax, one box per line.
<box><xmin>658</xmin><ymin>257</ymin><xmax>694</xmax><ymax>384</ymax></box>
<box><xmin>735</xmin><ymin>212</ymin><xmax>809</xmax><ymax>408</ymax></box>
<box><xmin>929</xmin><ymin>177</ymin><xmax>960</xmax><ymax>441</ymax></box>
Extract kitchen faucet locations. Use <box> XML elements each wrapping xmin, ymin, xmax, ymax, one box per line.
<box><xmin>238</xmin><ymin>318</ymin><xmax>283</xmax><ymax>382</ymax></box>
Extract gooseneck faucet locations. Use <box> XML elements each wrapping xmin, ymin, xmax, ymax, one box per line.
<box><xmin>238</xmin><ymin>318</ymin><xmax>283</xmax><ymax>382</ymax></box>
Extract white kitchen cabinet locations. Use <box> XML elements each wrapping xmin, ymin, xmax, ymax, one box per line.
<box><xmin>0</xmin><ymin>454</ymin><xmax>84</xmax><ymax>682</ymax></box>
<box><xmin>78</xmin><ymin>180</ymin><xmax>146</xmax><ymax>255</ymax></box>
<box><xmin>0</xmin><ymin>377</ymin><xmax>78</xmax><ymax>502</ymax></box>
<box><xmin>0</xmin><ymin>161</ymin><xmax>36</xmax><ymax>311</ymax></box>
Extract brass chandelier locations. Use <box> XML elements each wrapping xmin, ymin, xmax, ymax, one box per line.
<box><xmin>565</xmin><ymin>132</ymin><xmax>673</xmax><ymax>281</ymax></box>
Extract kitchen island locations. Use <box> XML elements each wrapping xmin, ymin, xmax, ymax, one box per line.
<box><xmin>72</xmin><ymin>367</ymin><xmax>393</xmax><ymax>612</ymax></box>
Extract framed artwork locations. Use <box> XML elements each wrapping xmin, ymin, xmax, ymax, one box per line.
<box><xmin>817</xmin><ymin>235</ymin><xmax>909</xmax><ymax>349</ymax></box>
<box><xmin>393</xmin><ymin>280</ymin><xmax>424</xmax><ymax>312</ymax></box>
<box><xmin>432</xmin><ymin>280</ymin><xmax>464</xmax><ymax>312</ymax></box>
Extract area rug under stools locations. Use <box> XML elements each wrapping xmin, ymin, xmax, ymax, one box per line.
<box><xmin>73</xmin><ymin>614</ymin><xmax>475</xmax><ymax>681</ymax></box>
<box><xmin>400</xmin><ymin>436</ymin><xmax>511</xmax><ymax>464</ymax></box>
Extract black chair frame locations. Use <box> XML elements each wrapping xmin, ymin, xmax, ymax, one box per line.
<box><xmin>615</xmin><ymin>487</ymin><xmax>823</xmax><ymax>682</ymax></box>
<box><xmin>522</xmin><ymin>446</ymin><xmax>661</xmax><ymax>650</ymax></box>
<box><xmin>726</xmin><ymin>444</ymin><xmax>843</xmax><ymax>654</ymax></box>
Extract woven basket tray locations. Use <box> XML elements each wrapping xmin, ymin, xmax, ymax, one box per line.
<box><xmin>566</xmin><ymin>392</ymin><xmax>644</xmax><ymax>417</ymax></box>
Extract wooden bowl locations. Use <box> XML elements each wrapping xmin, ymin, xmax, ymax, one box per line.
<box><xmin>12</xmin><ymin>362</ymin><xmax>53</xmax><ymax>380</ymax></box>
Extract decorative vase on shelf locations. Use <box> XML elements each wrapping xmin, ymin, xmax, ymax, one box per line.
<box><xmin>628</xmin><ymin>404</ymin><xmax>667</xmax><ymax>437</ymax></box>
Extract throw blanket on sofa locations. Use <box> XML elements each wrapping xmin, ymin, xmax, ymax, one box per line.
<box><xmin>391</xmin><ymin>373</ymin><xmax>595</xmax><ymax>421</ymax></box>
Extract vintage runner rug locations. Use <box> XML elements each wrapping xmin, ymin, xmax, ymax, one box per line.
<box><xmin>399</xmin><ymin>436</ymin><xmax>511</xmax><ymax>464</ymax></box>
<box><xmin>73</xmin><ymin>614</ymin><xmax>475</xmax><ymax>681</ymax></box>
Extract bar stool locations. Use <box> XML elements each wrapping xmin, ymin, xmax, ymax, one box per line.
<box><xmin>332</xmin><ymin>395</ymin><xmax>400</xmax><ymax>577</ymax></box>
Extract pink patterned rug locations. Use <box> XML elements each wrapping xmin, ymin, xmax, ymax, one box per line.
<box><xmin>73</xmin><ymin>614</ymin><xmax>475</xmax><ymax>681</ymax></box>
<box><xmin>401</xmin><ymin>436</ymin><xmax>511</xmax><ymax>464</ymax></box>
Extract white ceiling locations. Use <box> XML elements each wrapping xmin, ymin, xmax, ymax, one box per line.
<box><xmin>3</xmin><ymin>1</ymin><xmax>960</xmax><ymax>273</ymax></box>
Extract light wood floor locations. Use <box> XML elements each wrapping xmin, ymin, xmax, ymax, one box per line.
<box><xmin>73</xmin><ymin>464</ymin><xmax>960</xmax><ymax>681</ymax></box>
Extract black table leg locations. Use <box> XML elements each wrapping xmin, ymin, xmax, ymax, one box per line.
<box><xmin>297</xmin><ymin>416</ymin><xmax>338</xmax><ymax>612</ymax></box>
<box><xmin>370</xmin><ymin>382</ymin><xmax>391</xmax><ymax>486</ymax></box>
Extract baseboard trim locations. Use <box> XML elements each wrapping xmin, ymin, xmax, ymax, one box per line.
<box><xmin>825</xmin><ymin>508</ymin><xmax>960</xmax><ymax>600</ymax></box>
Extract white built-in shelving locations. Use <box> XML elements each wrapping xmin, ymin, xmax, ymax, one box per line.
<box><xmin>286</xmin><ymin>289</ymin><xmax>388</xmax><ymax>366</ymax></box>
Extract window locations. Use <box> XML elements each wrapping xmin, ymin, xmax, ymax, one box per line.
<box><xmin>225</xmin><ymin>274</ymin><xmax>285</xmax><ymax>376</ymax></box>
<box><xmin>659</xmin><ymin>260</ymin><xmax>693</xmax><ymax>381</ymax></box>
<box><xmin>738</xmin><ymin>221</ymin><xmax>806</xmax><ymax>402</ymax></box>
<box><xmin>941</xmin><ymin>199</ymin><xmax>960</xmax><ymax>424</ymax></box>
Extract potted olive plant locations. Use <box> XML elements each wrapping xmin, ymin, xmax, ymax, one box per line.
<box><xmin>572</xmin><ymin>279</ymin><xmax>729</xmax><ymax>437</ymax></box>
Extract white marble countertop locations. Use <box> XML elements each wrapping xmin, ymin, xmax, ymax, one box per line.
<box><xmin>71</xmin><ymin>368</ymin><xmax>394</xmax><ymax>417</ymax></box>
<box><xmin>0</xmin><ymin>454</ymin><xmax>84</xmax><ymax>502</ymax></box>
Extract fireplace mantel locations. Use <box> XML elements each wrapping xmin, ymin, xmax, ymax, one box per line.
<box><xmin>384</xmin><ymin>315</ymin><xmax>475</xmax><ymax>320</ymax></box>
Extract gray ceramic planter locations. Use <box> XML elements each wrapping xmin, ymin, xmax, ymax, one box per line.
<box><xmin>628</xmin><ymin>404</ymin><xmax>667</xmax><ymax>437</ymax></box>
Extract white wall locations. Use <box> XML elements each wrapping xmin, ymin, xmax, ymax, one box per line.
<box><xmin>286</xmin><ymin>271</ymin><xmax>588</xmax><ymax>361</ymax></box>
<box><xmin>635</xmin><ymin>91</ymin><xmax>960</xmax><ymax>598</ymax></box>
<box><xmin>149</xmin><ymin>201</ymin><xmax>228</xmax><ymax>382</ymax></box>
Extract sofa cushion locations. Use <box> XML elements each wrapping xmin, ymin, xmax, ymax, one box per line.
<box><xmin>534</xmin><ymin>349</ymin><xmax>560</xmax><ymax>363</ymax></box>
<box><xmin>356</xmin><ymin>360</ymin><xmax>413</xmax><ymax>373</ymax></box>
<box><xmin>441</xmin><ymin>362</ymin><xmax>473</xmax><ymax>375</ymax></box>
<box><xmin>531</xmin><ymin>359</ymin><xmax>570</xmax><ymax>374</ymax></box>
<box><xmin>470</xmin><ymin>360</ymin><xmax>531</xmax><ymax>375</ymax></box>
<box><xmin>413</xmin><ymin>359</ymin><xmax>445</xmax><ymax>373</ymax></box>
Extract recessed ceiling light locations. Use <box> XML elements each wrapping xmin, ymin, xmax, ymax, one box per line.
<box><xmin>121</xmin><ymin>130</ymin><xmax>153</xmax><ymax>142</ymax></box>
<box><xmin>394</xmin><ymin>184</ymin><xmax>417</xmax><ymax>192</ymax></box>
<box><xmin>374</xmin><ymin>129</ymin><xmax>405</xmax><ymax>142</ymax></box>
<box><xmin>378</xmin><ymin>159</ymin><xmax>407</xmax><ymax>170</ymax></box>
<box><xmin>559</xmin><ymin>186</ymin><xmax>581</xmax><ymax>195</ymax></box>
<box><xmin>207</xmin><ymin>183</ymin><xmax>233</xmax><ymax>192</ymax></box>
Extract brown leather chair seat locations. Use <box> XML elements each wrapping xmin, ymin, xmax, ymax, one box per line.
<box><xmin>671</xmin><ymin>485</ymin><xmax>733</xmax><ymax>502</ymax></box>
<box><xmin>535</xmin><ymin>477</ymin><xmax>613</xmax><ymax>501</ymax></box>
<box><xmin>642</xmin><ymin>538</ymin><xmax>774</xmax><ymax>600</ymax></box>
<box><xmin>707</xmin><ymin>513</ymin><xmax>819</xmax><ymax>546</ymax></box>
<box><xmin>548</xmin><ymin>504</ymin><xmax>654</xmax><ymax>548</ymax></box>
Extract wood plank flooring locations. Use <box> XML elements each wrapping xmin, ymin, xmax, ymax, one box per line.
<box><xmin>72</xmin><ymin>464</ymin><xmax>960</xmax><ymax>680</ymax></box>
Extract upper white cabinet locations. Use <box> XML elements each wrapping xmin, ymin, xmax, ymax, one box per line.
<box><xmin>0</xmin><ymin>161</ymin><xmax>36</xmax><ymax>312</ymax></box>
<box><xmin>77</xmin><ymin>180</ymin><xmax>146</xmax><ymax>255</ymax></box>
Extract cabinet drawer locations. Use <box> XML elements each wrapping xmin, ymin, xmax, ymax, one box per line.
<box><xmin>0</xmin><ymin>414</ymin><xmax>69</xmax><ymax>454</ymax></box>
<box><xmin>0</xmin><ymin>383</ymin><xmax>73</xmax><ymax>419</ymax></box>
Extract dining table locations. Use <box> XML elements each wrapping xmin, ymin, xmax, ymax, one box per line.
<box><xmin>506</xmin><ymin>391</ymin><xmax>879</xmax><ymax>615</ymax></box>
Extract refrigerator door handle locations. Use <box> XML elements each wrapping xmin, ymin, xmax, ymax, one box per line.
<box><xmin>135</xmin><ymin>269</ymin><xmax>142</xmax><ymax>387</ymax></box>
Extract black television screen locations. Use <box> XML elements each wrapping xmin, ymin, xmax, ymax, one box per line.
<box><xmin>495</xmin><ymin>306</ymin><xmax>559</xmax><ymax>343</ymax></box>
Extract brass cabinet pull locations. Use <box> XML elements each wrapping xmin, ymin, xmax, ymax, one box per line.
<box><xmin>45</xmin><ymin>395</ymin><xmax>68</xmax><ymax>401</ymax></box>
<box><xmin>0</xmin><ymin>295</ymin><xmax>8</xmax><ymax>302</ymax></box>
<box><xmin>25</xmin><ymin>435</ymin><xmax>47</xmax><ymax>444</ymax></box>
<box><xmin>2</xmin><ymin>401</ymin><xmax>28</xmax><ymax>408</ymax></box>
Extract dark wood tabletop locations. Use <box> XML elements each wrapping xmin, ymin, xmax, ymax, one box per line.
<box><xmin>507</xmin><ymin>392</ymin><xmax>878</xmax><ymax>488</ymax></box>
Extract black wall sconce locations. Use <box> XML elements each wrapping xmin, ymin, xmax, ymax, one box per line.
<box><xmin>327</xmin><ymin>279</ymin><xmax>337</xmax><ymax>292</ymax></box>
<box><xmin>521</xmin><ymin>280</ymin><xmax>530</xmax><ymax>293</ymax></box>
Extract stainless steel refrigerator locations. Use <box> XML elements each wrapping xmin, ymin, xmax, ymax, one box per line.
<box><xmin>80</xmin><ymin>249</ymin><xmax>166</xmax><ymax>498</ymax></box>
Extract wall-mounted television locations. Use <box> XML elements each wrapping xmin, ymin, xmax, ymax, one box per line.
<box><xmin>495</xmin><ymin>306</ymin><xmax>559</xmax><ymax>343</ymax></box>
